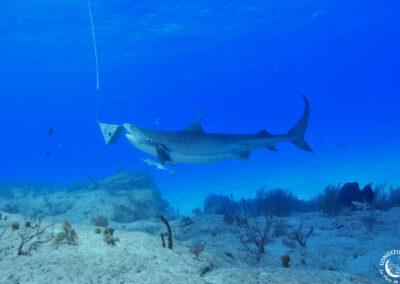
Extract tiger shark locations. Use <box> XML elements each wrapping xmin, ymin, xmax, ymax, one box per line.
<box><xmin>99</xmin><ymin>96</ymin><xmax>312</xmax><ymax>165</ymax></box>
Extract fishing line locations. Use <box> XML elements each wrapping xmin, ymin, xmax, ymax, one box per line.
<box><xmin>86</xmin><ymin>0</ymin><xmax>100</xmax><ymax>121</ymax></box>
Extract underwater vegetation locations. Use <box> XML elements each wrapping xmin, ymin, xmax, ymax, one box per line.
<box><xmin>17</xmin><ymin>216</ymin><xmax>55</xmax><ymax>256</ymax></box>
<box><xmin>160</xmin><ymin>214</ymin><xmax>173</xmax><ymax>250</ymax></box>
<box><xmin>338</xmin><ymin>182</ymin><xmax>374</xmax><ymax>207</ymax></box>
<box><xmin>53</xmin><ymin>219</ymin><xmax>77</xmax><ymax>247</ymax></box>
<box><xmin>195</xmin><ymin>182</ymin><xmax>400</xmax><ymax>262</ymax></box>
<box><xmin>103</xmin><ymin>227</ymin><xmax>118</xmax><ymax>245</ymax></box>
<box><xmin>281</xmin><ymin>254</ymin><xmax>290</xmax><ymax>268</ymax></box>
<box><xmin>317</xmin><ymin>185</ymin><xmax>344</xmax><ymax>216</ymax></box>
<box><xmin>232</xmin><ymin>197</ymin><xmax>276</xmax><ymax>260</ymax></box>
<box><xmin>202</xmin><ymin>184</ymin><xmax>400</xmax><ymax>219</ymax></box>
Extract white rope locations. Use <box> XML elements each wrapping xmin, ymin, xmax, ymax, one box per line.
<box><xmin>86</xmin><ymin>0</ymin><xmax>99</xmax><ymax>91</ymax></box>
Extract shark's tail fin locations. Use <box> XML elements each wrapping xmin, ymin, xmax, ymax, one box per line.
<box><xmin>287</xmin><ymin>95</ymin><xmax>312</xmax><ymax>152</ymax></box>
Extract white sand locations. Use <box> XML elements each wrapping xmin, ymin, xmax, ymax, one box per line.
<box><xmin>0</xmin><ymin>205</ymin><xmax>394</xmax><ymax>284</ymax></box>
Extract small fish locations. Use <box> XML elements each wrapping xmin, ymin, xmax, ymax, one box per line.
<box><xmin>337</xmin><ymin>143</ymin><xmax>348</xmax><ymax>148</ymax></box>
<box><xmin>351</xmin><ymin>201</ymin><xmax>369</xmax><ymax>209</ymax></box>
<box><xmin>45</xmin><ymin>152</ymin><xmax>51</xmax><ymax>156</ymax></box>
<box><xmin>312</xmin><ymin>10</ymin><xmax>324</xmax><ymax>19</ymax></box>
<box><xmin>155</xmin><ymin>118</ymin><xmax>161</xmax><ymax>125</ymax></box>
<box><xmin>48</xmin><ymin>127</ymin><xmax>54</xmax><ymax>135</ymax></box>
<box><xmin>141</xmin><ymin>158</ymin><xmax>176</xmax><ymax>175</ymax></box>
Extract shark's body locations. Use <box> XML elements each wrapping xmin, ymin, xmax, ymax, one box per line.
<box><xmin>118</xmin><ymin>96</ymin><xmax>312</xmax><ymax>165</ymax></box>
<box><xmin>87</xmin><ymin>169</ymin><xmax>152</xmax><ymax>191</ymax></box>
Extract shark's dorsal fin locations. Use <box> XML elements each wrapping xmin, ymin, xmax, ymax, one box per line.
<box><xmin>183</xmin><ymin>118</ymin><xmax>204</xmax><ymax>133</ymax></box>
<box><xmin>257</xmin><ymin>129</ymin><xmax>273</xmax><ymax>137</ymax></box>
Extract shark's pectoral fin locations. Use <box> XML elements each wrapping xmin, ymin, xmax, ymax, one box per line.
<box><xmin>156</xmin><ymin>145</ymin><xmax>172</xmax><ymax>165</ymax></box>
<box><xmin>233</xmin><ymin>148</ymin><xmax>252</xmax><ymax>161</ymax></box>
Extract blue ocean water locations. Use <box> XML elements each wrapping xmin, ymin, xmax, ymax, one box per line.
<box><xmin>0</xmin><ymin>0</ymin><xmax>399</xmax><ymax>214</ymax></box>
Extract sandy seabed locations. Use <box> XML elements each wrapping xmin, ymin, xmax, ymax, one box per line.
<box><xmin>1</xmin><ymin>204</ymin><xmax>396</xmax><ymax>284</ymax></box>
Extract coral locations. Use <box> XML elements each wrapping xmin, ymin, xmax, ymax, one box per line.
<box><xmin>53</xmin><ymin>232</ymin><xmax>66</xmax><ymax>246</ymax></box>
<box><xmin>203</xmin><ymin>194</ymin><xmax>234</xmax><ymax>215</ymax></box>
<box><xmin>373</xmin><ymin>185</ymin><xmax>400</xmax><ymax>209</ymax></box>
<box><xmin>12</xmin><ymin>222</ymin><xmax>19</xmax><ymax>230</ymax></box>
<box><xmin>189</xmin><ymin>242</ymin><xmax>205</xmax><ymax>258</ymax></box>
<box><xmin>160</xmin><ymin>215</ymin><xmax>173</xmax><ymax>249</ymax></box>
<box><xmin>18</xmin><ymin>216</ymin><xmax>55</xmax><ymax>256</ymax></box>
<box><xmin>281</xmin><ymin>254</ymin><xmax>290</xmax><ymax>268</ymax></box>
<box><xmin>94</xmin><ymin>228</ymin><xmax>101</xmax><ymax>234</ymax></box>
<box><xmin>103</xmin><ymin>227</ymin><xmax>118</xmax><ymax>245</ymax></box>
<box><xmin>254</xmin><ymin>188</ymin><xmax>299</xmax><ymax>216</ymax></box>
<box><xmin>317</xmin><ymin>185</ymin><xmax>343</xmax><ymax>216</ymax></box>
<box><xmin>53</xmin><ymin>219</ymin><xmax>77</xmax><ymax>246</ymax></box>
<box><xmin>338</xmin><ymin>182</ymin><xmax>374</xmax><ymax>208</ymax></box>
<box><xmin>91</xmin><ymin>215</ymin><xmax>108</xmax><ymax>227</ymax></box>
<box><xmin>233</xmin><ymin>197</ymin><xmax>275</xmax><ymax>260</ymax></box>
<box><xmin>25</xmin><ymin>221</ymin><xmax>31</xmax><ymax>228</ymax></box>
<box><xmin>390</xmin><ymin>186</ymin><xmax>400</xmax><ymax>207</ymax></box>
<box><xmin>289</xmin><ymin>224</ymin><xmax>313</xmax><ymax>255</ymax></box>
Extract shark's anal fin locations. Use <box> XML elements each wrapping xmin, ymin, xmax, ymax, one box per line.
<box><xmin>156</xmin><ymin>145</ymin><xmax>172</xmax><ymax>165</ymax></box>
<box><xmin>233</xmin><ymin>148</ymin><xmax>252</xmax><ymax>161</ymax></box>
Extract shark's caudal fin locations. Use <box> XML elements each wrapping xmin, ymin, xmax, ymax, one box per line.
<box><xmin>287</xmin><ymin>95</ymin><xmax>312</xmax><ymax>152</ymax></box>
